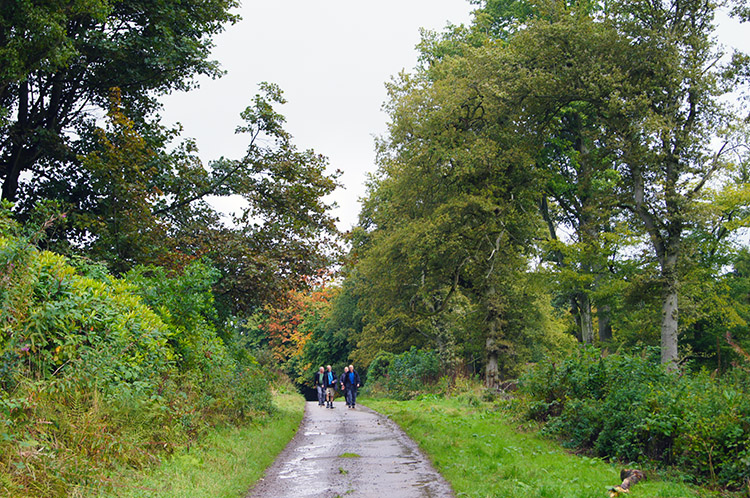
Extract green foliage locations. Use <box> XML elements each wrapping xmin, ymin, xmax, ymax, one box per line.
<box><xmin>20</xmin><ymin>85</ymin><xmax>342</xmax><ymax>318</ymax></box>
<box><xmin>125</xmin><ymin>262</ymin><xmax>222</xmax><ymax>369</ymax></box>
<box><xmin>72</xmin><ymin>92</ymin><xmax>169</xmax><ymax>273</ymax></box>
<box><xmin>1</xmin><ymin>238</ymin><xmax>175</xmax><ymax>394</ymax></box>
<box><xmin>0</xmin><ymin>225</ymin><xmax>271</xmax><ymax>494</ymax></box>
<box><xmin>238</xmin><ymin>282</ymin><xmax>364</xmax><ymax>394</ymax></box>
<box><xmin>387</xmin><ymin>347</ymin><xmax>441</xmax><ymax>398</ymax></box>
<box><xmin>353</xmin><ymin>35</ymin><xmax>570</xmax><ymax>378</ymax></box>
<box><xmin>194</xmin><ymin>84</ymin><xmax>342</xmax><ymax>313</ymax></box>
<box><xmin>1</xmin><ymin>0</ymin><xmax>239</xmax><ymax>201</ymax></box>
<box><xmin>367</xmin><ymin>351</ymin><xmax>395</xmax><ymax>382</ymax></box>
<box><xmin>365</xmin><ymin>347</ymin><xmax>442</xmax><ymax>400</ymax></box>
<box><xmin>347</xmin><ymin>0</ymin><xmax>750</xmax><ymax>382</ymax></box>
<box><xmin>302</xmin><ymin>279</ymin><xmax>361</xmax><ymax>381</ymax></box>
<box><xmin>520</xmin><ymin>348</ymin><xmax>750</xmax><ymax>488</ymax></box>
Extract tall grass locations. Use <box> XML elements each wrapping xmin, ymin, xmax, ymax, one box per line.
<box><xmin>93</xmin><ymin>392</ymin><xmax>304</xmax><ymax>498</ymax></box>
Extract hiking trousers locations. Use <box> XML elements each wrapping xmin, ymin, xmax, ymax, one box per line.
<box><xmin>345</xmin><ymin>387</ymin><xmax>358</xmax><ymax>406</ymax></box>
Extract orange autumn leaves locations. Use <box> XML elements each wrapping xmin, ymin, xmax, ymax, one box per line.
<box><xmin>262</xmin><ymin>286</ymin><xmax>338</xmax><ymax>366</ymax></box>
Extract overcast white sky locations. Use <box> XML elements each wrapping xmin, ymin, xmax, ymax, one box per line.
<box><xmin>158</xmin><ymin>1</ymin><xmax>748</xmax><ymax>232</ymax></box>
<box><xmin>158</xmin><ymin>1</ymin><xmax>474</xmax><ymax>231</ymax></box>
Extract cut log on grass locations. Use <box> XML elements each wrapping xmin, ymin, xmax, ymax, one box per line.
<box><xmin>607</xmin><ymin>469</ymin><xmax>645</xmax><ymax>497</ymax></box>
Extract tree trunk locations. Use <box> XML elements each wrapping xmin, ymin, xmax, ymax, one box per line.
<box><xmin>598</xmin><ymin>305</ymin><xmax>613</xmax><ymax>341</ymax></box>
<box><xmin>2</xmin><ymin>81</ymin><xmax>28</xmax><ymax>201</ymax></box>
<box><xmin>570</xmin><ymin>294</ymin><xmax>583</xmax><ymax>342</ymax></box>
<box><xmin>660</xmin><ymin>257</ymin><xmax>679</xmax><ymax>370</ymax></box>
<box><xmin>485</xmin><ymin>316</ymin><xmax>500</xmax><ymax>388</ymax></box>
<box><xmin>578</xmin><ymin>292</ymin><xmax>594</xmax><ymax>344</ymax></box>
<box><xmin>631</xmin><ymin>161</ymin><xmax>681</xmax><ymax>370</ymax></box>
<box><xmin>572</xmin><ymin>293</ymin><xmax>593</xmax><ymax>343</ymax></box>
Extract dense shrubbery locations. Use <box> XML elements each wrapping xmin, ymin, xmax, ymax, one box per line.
<box><xmin>519</xmin><ymin>347</ymin><xmax>750</xmax><ymax>488</ymax></box>
<box><xmin>364</xmin><ymin>347</ymin><xmax>442</xmax><ymax>400</ymax></box>
<box><xmin>0</xmin><ymin>214</ymin><xmax>270</xmax><ymax>495</ymax></box>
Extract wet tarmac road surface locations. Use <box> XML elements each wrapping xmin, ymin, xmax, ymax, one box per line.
<box><xmin>245</xmin><ymin>401</ymin><xmax>454</xmax><ymax>498</ymax></box>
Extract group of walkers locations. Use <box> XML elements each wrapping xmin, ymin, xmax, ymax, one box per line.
<box><xmin>313</xmin><ymin>364</ymin><xmax>360</xmax><ymax>409</ymax></box>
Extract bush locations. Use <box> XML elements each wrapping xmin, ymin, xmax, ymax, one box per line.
<box><xmin>364</xmin><ymin>347</ymin><xmax>442</xmax><ymax>400</ymax></box>
<box><xmin>367</xmin><ymin>351</ymin><xmax>395</xmax><ymax>382</ymax></box>
<box><xmin>519</xmin><ymin>347</ymin><xmax>750</xmax><ymax>488</ymax></box>
<box><xmin>0</xmin><ymin>227</ymin><xmax>272</xmax><ymax>494</ymax></box>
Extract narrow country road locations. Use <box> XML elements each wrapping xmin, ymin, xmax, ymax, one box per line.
<box><xmin>245</xmin><ymin>400</ymin><xmax>455</xmax><ymax>498</ymax></box>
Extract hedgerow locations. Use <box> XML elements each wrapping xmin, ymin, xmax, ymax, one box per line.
<box><xmin>519</xmin><ymin>347</ymin><xmax>750</xmax><ymax>489</ymax></box>
<box><xmin>0</xmin><ymin>213</ymin><xmax>270</xmax><ymax>496</ymax></box>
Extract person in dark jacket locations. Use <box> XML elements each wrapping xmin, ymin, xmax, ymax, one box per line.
<box><xmin>346</xmin><ymin>364</ymin><xmax>361</xmax><ymax>409</ymax></box>
<box><xmin>323</xmin><ymin>364</ymin><xmax>337</xmax><ymax>409</ymax></box>
<box><xmin>313</xmin><ymin>366</ymin><xmax>325</xmax><ymax>406</ymax></box>
<box><xmin>339</xmin><ymin>366</ymin><xmax>350</xmax><ymax>407</ymax></box>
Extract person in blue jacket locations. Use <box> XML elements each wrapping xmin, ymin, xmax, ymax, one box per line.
<box><xmin>323</xmin><ymin>364</ymin><xmax>337</xmax><ymax>409</ymax></box>
<box><xmin>344</xmin><ymin>364</ymin><xmax>361</xmax><ymax>409</ymax></box>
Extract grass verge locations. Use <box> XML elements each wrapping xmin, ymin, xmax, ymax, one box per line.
<box><xmin>92</xmin><ymin>392</ymin><xmax>305</xmax><ymax>498</ymax></box>
<box><xmin>364</xmin><ymin>396</ymin><xmax>727</xmax><ymax>498</ymax></box>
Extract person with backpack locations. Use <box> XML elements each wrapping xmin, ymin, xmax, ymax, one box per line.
<box><xmin>313</xmin><ymin>366</ymin><xmax>325</xmax><ymax>407</ymax></box>
<box><xmin>323</xmin><ymin>364</ymin><xmax>337</xmax><ymax>408</ymax></box>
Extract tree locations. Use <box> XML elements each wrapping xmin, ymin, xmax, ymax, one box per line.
<box><xmin>74</xmin><ymin>89</ymin><xmax>168</xmax><ymax>273</ymax></box>
<box><xmin>178</xmin><ymin>83</ymin><xmax>342</xmax><ymax>313</ymax></box>
<box><xmin>466</xmin><ymin>0</ymin><xmax>750</xmax><ymax>366</ymax></box>
<box><xmin>303</xmin><ymin>276</ymin><xmax>361</xmax><ymax>374</ymax></box>
<box><xmin>355</xmin><ymin>0</ymin><xmax>749</xmax><ymax>373</ymax></box>
<box><xmin>255</xmin><ymin>286</ymin><xmax>338</xmax><ymax>385</ymax></box>
<box><xmin>0</xmin><ymin>0</ymin><xmax>238</xmax><ymax>202</ymax></box>
<box><xmin>413</xmin><ymin>1</ymin><xmax>629</xmax><ymax>348</ymax></box>
<box><xmin>604</xmin><ymin>0</ymin><xmax>748</xmax><ymax>367</ymax></box>
<box><xmin>354</xmin><ymin>43</ymin><xmax>575</xmax><ymax>384</ymax></box>
<box><xmin>504</xmin><ymin>19</ymin><xmax>625</xmax><ymax>344</ymax></box>
<box><xmin>19</xmin><ymin>83</ymin><xmax>342</xmax><ymax>316</ymax></box>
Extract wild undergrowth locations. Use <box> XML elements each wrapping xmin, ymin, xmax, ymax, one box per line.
<box><xmin>518</xmin><ymin>347</ymin><xmax>750</xmax><ymax>491</ymax></box>
<box><xmin>0</xmin><ymin>210</ymin><xmax>272</xmax><ymax>497</ymax></box>
<box><xmin>94</xmin><ymin>391</ymin><xmax>305</xmax><ymax>498</ymax></box>
<box><xmin>361</xmin><ymin>343</ymin><xmax>750</xmax><ymax>494</ymax></box>
<box><xmin>360</xmin><ymin>347</ymin><xmax>443</xmax><ymax>400</ymax></box>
